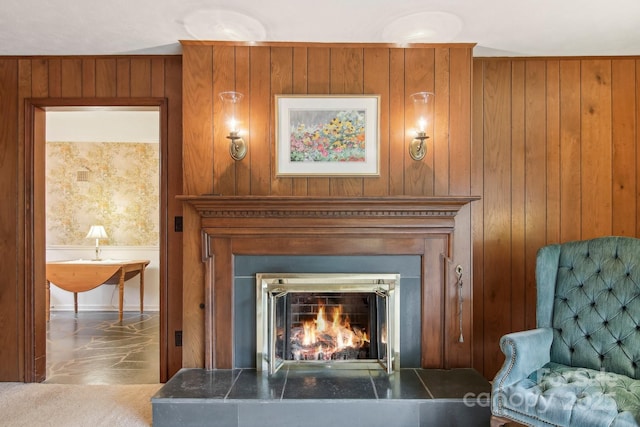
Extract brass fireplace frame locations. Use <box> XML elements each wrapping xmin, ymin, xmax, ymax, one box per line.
<box><xmin>256</xmin><ymin>273</ymin><xmax>400</xmax><ymax>375</ymax></box>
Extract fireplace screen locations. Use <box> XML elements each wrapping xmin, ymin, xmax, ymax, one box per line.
<box><xmin>256</xmin><ymin>273</ymin><xmax>400</xmax><ymax>375</ymax></box>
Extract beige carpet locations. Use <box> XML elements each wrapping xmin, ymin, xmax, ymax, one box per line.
<box><xmin>0</xmin><ymin>382</ymin><xmax>161</xmax><ymax>427</ymax></box>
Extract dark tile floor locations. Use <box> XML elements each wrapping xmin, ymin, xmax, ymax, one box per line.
<box><xmin>45</xmin><ymin>310</ymin><xmax>160</xmax><ymax>384</ymax></box>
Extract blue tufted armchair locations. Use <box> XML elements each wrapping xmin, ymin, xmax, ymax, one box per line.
<box><xmin>491</xmin><ymin>236</ymin><xmax>640</xmax><ymax>427</ymax></box>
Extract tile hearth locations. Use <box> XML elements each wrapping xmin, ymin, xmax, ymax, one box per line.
<box><xmin>152</xmin><ymin>367</ymin><xmax>491</xmax><ymax>427</ymax></box>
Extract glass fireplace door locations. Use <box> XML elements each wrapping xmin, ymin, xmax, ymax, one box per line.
<box><xmin>257</xmin><ymin>274</ymin><xmax>399</xmax><ymax>375</ymax></box>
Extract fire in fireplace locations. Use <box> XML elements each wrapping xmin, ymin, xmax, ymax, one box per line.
<box><xmin>256</xmin><ymin>273</ymin><xmax>400</xmax><ymax>375</ymax></box>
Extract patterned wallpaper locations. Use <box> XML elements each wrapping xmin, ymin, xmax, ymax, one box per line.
<box><xmin>46</xmin><ymin>141</ymin><xmax>159</xmax><ymax>246</ymax></box>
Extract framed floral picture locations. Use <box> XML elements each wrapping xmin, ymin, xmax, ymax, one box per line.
<box><xmin>275</xmin><ymin>95</ymin><xmax>380</xmax><ymax>177</ymax></box>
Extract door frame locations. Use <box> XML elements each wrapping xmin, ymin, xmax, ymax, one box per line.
<box><xmin>24</xmin><ymin>97</ymin><xmax>170</xmax><ymax>382</ymax></box>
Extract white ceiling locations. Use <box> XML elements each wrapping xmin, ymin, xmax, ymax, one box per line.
<box><xmin>2</xmin><ymin>0</ymin><xmax>640</xmax><ymax>57</ymax></box>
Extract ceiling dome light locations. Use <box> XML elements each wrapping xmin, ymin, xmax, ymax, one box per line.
<box><xmin>382</xmin><ymin>11</ymin><xmax>463</xmax><ymax>44</ymax></box>
<box><xmin>183</xmin><ymin>9</ymin><xmax>267</xmax><ymax>42</ymax></box>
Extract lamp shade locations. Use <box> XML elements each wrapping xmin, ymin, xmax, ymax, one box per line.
<box><xmin>86</xmin><ymin>225</ymin><xmax>108</xmax><ymax>239</ymax></box>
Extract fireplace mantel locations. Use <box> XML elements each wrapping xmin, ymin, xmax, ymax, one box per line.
<box><xmin>180</xmin><ymin>195</ymin><xmax>479</xmax><ymax>370</ymax></box>
<box><xmin>179</xmin><ymin>195</ymin><xmax>479</xmax><ymax>237</ymax></box>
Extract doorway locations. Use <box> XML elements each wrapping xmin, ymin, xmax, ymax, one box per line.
<box><xmin>44</xmin><ymin>107</ymin><xmax>160</xmax><ymax>383</ymax></box>
<box><xmin>25</xmin><ymin>98</ymin><xmax>174</xmax><ymax>383</ymax></box>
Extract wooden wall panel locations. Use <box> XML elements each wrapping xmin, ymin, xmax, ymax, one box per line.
<box><xmin>163</xmin><ymin>56</ymin><xmax>184</xmax><ymax>380</ymax></box>
<box><xmin>181</xmin><ymin>42</ymin><xmax>475</xmax><ymax>370</ymax></box>
<box><xmin>581</xmin><ymin>60</ymin><xmax>613</xmax><ymax>238</ymax></box>
<box><xmin>559</xmin><ymin>60</ymin><xmax>582</xmax><ymax>242</ymax></box>
<box><xmin>363</xmin><ymin>48</ymin><xmax>390</xmax><ymax>196</ymax></box>
<box><xmin>330</xmin><ymin>47</ymin><xmax>364</xmax><ymax>197</ymax></box>
<box><xmin>82</xmin><ymin>58</ymin><xmax>96</xmax><ymax>97</ymax></box>
<box><xmin>235</xmin><ymin>47</ymin><xmax>251</xmax><ymax>195</ymax></box>
<box><xmin>389</xmin><ymin>49</ymin><xmax>405</xmax><ymax>195</ymax></box>
<box><xmin>270</xmin><ymin>47</ymin><xmax>294</xmax><ymax>196</ymax></box>
<box><xmin>510</xmin><ymin>61</ymin><xmax>526</xmax><ymax>337</ymax></box>
<box><xmin>474</xmin><ymin>56</ymin><xmax>640</xmax><ymax>379</ymax></box>
<box><xmin>248</xmin><ymin>47</ymin><xmax>271</xmax><ymax>195</ymax></box>
<box><xmin>61</xmin><ymin>59</ymin><xmax>82</xmax><ymax>97</ymax></box>
<box><xmin>182</xmin><ymin>45</ymin><xmax>213</xmax><ymax>369</ymax></box>
<box><xmin>291</xmin><ymin>47</ymin><xmax>309</xmax><ymax>196</ymax></box>
<box><xmin>0</xmin><ymin>59</ymin><xmax>20</xmax><ymax>381</ymax></box>
<box><xmin>611</xmin><ymin>60</ymin><xmax>636</xmax><ymax>236</ymax></box>
<box><xmin>96</xmin><ymin>58</ymin><xmax>116</xmax><ymax>97</ymax></box>
<box><xmin>184</xmin><ymin>43</ymin><xmax>473</xmax><ymax>199</ymax></box>
<box><xmin>212</xmin><ymin>46</ymin><xmax>236</xmax><ymax>196</ymax></box>
<box><xmin>479</xmin><ymin>60</ymin><xmax>513</xmax><ymax>376</ymax></box>
<box><xmin>0</xmin><ymin>55</ymin><xmax>183</xmax><ymax>382</ymax></box>
<box><xmin>523</xmin><ymin>61</ymin><xmax>547</xmax><ymax>330</ymax></box>
<box><xmin>307</xmin><ymin>47</ymin><xmax>331</xmax><ymax>196</ymax></box>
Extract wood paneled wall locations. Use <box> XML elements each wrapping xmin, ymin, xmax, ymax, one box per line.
<box><xmin>473</xmin><ymin>57</ymin><xmax>640</xmax><ymax>378</ymax></box>
<box><xmin>180</xmin><ymin>42</ymin><xmax>475</xmax><ymax>369</ymax></box>
<box><xmin>0</xmin><ymin>55</ymin><xmax>183</xmax><ymax>381</ymax></box>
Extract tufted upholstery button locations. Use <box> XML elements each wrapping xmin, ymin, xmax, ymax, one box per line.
<box><xmin>579</xmin><ymin>283</ymin><xmax>584</xmax><ymax>288</ymax></box>
<box><xmin>617</xmin><ymin>340</ymin><xmax>623</xmax><ymax>346</ymax></box>
<box><xmin>636</xmin><ymin>325</ymin><xmax>640</xmax><ymax>331</ymax></box>
<box><xmin>622</xmin><ymin>306</ymin><xmax>627</xmax><ymax>311</ymax></box>
<box><xmin>585</xmin><ymin>334</ymin><xmax>591</xmax><ymax>340</ymax></box>
<box><xmin>608</xmin><ymin>288</ymin><xmax>614</xmax><ymax>293</ymax></box>
<box><xmin>557</xmin><ymin>328</ymin><xmax>563</xmax><ymax>334</ymax></box>
<box><xmin>633</xmin><ymin>362</ymin><xmax>638</xmax><ymax>368</ymax></box>
<box><xmin>599</xmin><ymin>354</ymin><xmax>605</xmax><ymax>361</ymax></box>
<box><xmin>590</xmin><ymin>301</ymin><xmax>596</xmax><ymax>307</ymax></box>
<box><xmin>570</xmin><ymin>347</ymin><xmax>575</xmax><ymax>353</ymax></box>
<box><xmin>603</xmin><ymin>320</ymin><xmax>609</xmax><ymax>326</ymax></box>
<box><xmin>574</xmin><ymin>315</ymin><xmax>580</xmax><ymax>320</ymax></box>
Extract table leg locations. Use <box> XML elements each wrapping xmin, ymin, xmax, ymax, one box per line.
<box><xmin>46</xmin><ymin>280</ymin><xmax>50</xmax><ymax>322</ymax></box>
<box><xmin>139</xmin><ymin>265</ymin><xmax>145</xmax><ymax>314</ymax></box>
<box><xmin>118</xmin><ymin>268</ymin><xmax>125</xmax><ymax>322</ymax></box>
<box><xmin>74</xmin><ymin>292</ymin><xmax>78</xmax><ymax>314</ymax></box>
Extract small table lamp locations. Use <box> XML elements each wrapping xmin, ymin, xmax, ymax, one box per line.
<box><xmin>86</xmin><ymin>225</ymin><xmax>108</xmax><ymax>261</ymax></box>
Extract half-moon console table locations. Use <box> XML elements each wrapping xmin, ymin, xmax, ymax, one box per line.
<box><xmin>46</xmin><ymin>259</ymin><xmax>150</xmax><ymax>322</ymax></box>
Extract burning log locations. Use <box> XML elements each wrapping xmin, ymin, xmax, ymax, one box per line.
<box><xmin>288</xmin><ymin>303</ymin><xmax>370</xmax><ymax>361</ymax></box>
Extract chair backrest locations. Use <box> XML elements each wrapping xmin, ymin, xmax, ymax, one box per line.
<box><xmin>536</xmin><ymin>236</ymin><xmax>640</xmax><ymax>379</ymax></box>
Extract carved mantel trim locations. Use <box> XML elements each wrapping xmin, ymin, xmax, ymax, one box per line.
<box><xmin>180</xmin><ymin>195</ymin><xmax>480</xmax><ymax>370</ymax></box>
<box><xmin>178</xmin><ymin>195</ymin><xmax>479</xmax><ymax>219</ymax></box>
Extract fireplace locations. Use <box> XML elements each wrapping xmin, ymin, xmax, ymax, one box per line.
<box><xmin>179</xmin><ymin>195</ymin><xmax>478</xmax><ymax>370</ymax></box>
<box><xmin>256</xmin><ymin>273</ymin><xmax>400</xmax><ymax>374</ymax></box>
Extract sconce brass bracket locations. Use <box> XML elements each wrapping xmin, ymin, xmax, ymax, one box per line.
<box><xmin>227</xmin><ymin>131</ymin><xmax>247</xmax><ymax>161</ymax></box>
<box><xmin>409</xmin><ymin>132</ymin><xmax>429</xmax><ymax>161</ymax></box>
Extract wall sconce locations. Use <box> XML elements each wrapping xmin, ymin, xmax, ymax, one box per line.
<box><xmin>219</xmin><ymin>91</ymin><xmax>247</xmax><ymax>161</ymax></box>
<box><xmin>409</xmin><ymin>91</ymin><xmax>435</xmax><ymax>161</ymax></box>
<box><xmin>86</xmin><ymin>225</ymin><xmax>108</xmax><ymax>261</ymax></box>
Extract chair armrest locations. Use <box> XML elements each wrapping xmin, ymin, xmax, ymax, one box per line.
<box><xmin>491</xmin><ymin>328</ymin><xmax>553</xmax><ymax>417</ymax></box>
<box><xmin>492</xmin><ymin>327</ymin><xmax>553</xmax><ymax>389</ymax></box>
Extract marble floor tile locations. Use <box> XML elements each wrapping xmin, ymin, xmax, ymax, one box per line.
<box><xmin>45</xmin><ymin>311</ymin><xmax>160</xmax><ymax>384</ymax></box>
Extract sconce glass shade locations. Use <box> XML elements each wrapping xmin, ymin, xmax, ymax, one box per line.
<box><xmin>219</xmin><ymin>91</ymin><xmax>247</xmax><ymax>160</ymax></box>
<box><xmin>409</xmin><ymin>91</ymin><xmax>435</xmax><ymax>161</ymax></box>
